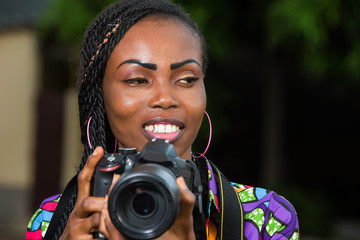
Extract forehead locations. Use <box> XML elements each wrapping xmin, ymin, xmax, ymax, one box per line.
<box><xmin>108</xmin><ymin>16</ymin><xmax>202</xmax><ymax>65</ymax></box>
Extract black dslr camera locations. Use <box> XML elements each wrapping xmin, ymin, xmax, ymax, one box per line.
<box><xmin>92</xmin><ymin>139</ymin><xmax>203</xmax><ymax>240</ymax></box>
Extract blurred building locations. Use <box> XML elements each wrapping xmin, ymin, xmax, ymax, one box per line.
<box><xmin>0</xmin><ymin>1</ymin><xmax>81</xmax><ymax>239</ymax></box>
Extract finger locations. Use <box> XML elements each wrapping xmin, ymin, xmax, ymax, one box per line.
<box><xmin>105</xmin><ymin>217</ymin><xmax>126</xmax><ymax>240</ymax></box>
<box><xmin>98</xmin><ymin>195</ymin><xmax>109</xmax><ymax>238</ymax></box>
<box><xmin>77</xmin><ymin>146</ymin><xmax>104</xmax><ymax>202</ymax></box>
<box><xmin>66</xmin><ymin>212</ymin><xmax>102</xmax><ymax>238</ymax></box>
<box><xmin>108</xmin><ymin>173</ymin><xmax>121</xmax><ymax>194</ymax></box>
<box><xmin>73</xmin><ymin>196</ymin><xmax>106</xmax><ymax>219</ymax></box>
<box><xmin>176</xmin><ymin>177</ymin><xmax>196</xmax><ymax>217</ymax></box>
<box><xmin>99</xmin><ymin>196</ymin><xmax>126</xmax><ymax>240</ymax></box>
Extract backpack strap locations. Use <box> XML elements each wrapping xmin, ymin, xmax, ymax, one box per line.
<box><xmin>44</xmin><ymin>174</ymin><xmax>78</xmax><ymax>240</ymax></box>
<box><xmin>210</xmin><ymin>161</ymin><xmax>244</xmax><ymax>240</ymax></box>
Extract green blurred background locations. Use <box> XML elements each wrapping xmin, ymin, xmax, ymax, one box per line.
<box><xmin>0</xmin><ymin>0</ymin><xmax>359</xmax><ymax>239</ymax></box>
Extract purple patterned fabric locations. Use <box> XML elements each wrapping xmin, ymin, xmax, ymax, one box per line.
<box><xmin>204</xmin><ymin>158</ymin><xmax>299</xmax><ymax>239</ymax></box>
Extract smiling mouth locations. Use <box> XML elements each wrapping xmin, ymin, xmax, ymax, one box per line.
<box><xmin>142</xmin><ymin>120</ymin><xmax>184</xmax><ymax>142</ymax></box>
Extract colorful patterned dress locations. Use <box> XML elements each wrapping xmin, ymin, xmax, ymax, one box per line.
<box><xmin>204</xmin><ymin>160</ymin><xmax>299</xmax><ymax>240</ymax></box>
<box><xmin>26</xmin><ymin>160</ymin><xmax>299</xmax><ymax>239</ymax></box>
<box><xmin>26</xmin><ymin>194</ymin><xmax>61</xmax><ymax>239</ymax></box>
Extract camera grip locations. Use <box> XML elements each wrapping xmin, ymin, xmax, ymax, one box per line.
<box><xmin>93</xmin><ymin>169</ymin><xmax>113</xmax><ymax>197</ymax></box>
<box><xmin>92</xmin><ymin>159</ymin><xmax>117</xmax><ymax>240</ymax></box>
<box><xmin>92</xmin><ymin>153</ymin><xmax>124</xmax><ymax>197</ymax></box>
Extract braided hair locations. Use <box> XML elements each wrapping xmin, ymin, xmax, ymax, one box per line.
<box><xmin>53</xmin><ymin>0</ymin><xmax>208</xmax><ymax>238</ymax></box>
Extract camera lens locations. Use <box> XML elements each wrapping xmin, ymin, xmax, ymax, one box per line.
<box><xmin>132</xmin><ymin>190</ymin><xmax>156</xmax><ymax>216</ymax></box>
<box><xmin>108</xmin><ymin>164</ymin><xmax>180</xmax><ymax>239</ymax></box>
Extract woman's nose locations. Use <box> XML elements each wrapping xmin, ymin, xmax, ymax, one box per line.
<box><xmin>149</xmin><ymin>83</ymin><xmax>179</xmax><ymax>110</ymax></box>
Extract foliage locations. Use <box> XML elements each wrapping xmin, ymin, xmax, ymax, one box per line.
<box><xmin>38</xmin><ymin>0</ymin><xmax>118</xmax><ymax>43</ymax></box>
<box><xmin>266</xmin><ymin>0</ymin><xmax>360</xmax><ymax>82</ymax></box>
<box><xmin>172</xmin><ymin>0</ymin><xmax>235</xmax><ymax>59</ymax></box>
<box><xmin>38</xmin><ymin>0</ymin><xmax>360</xmax><ymax>83</ymax></box>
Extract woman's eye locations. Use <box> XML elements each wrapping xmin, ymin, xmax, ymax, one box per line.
<box><xmin>177</xmin><ymin>76</ymin><xmax>200</xmax><ymax>85</ymax></box>
<box><xmin>124</xmin><ymin>78</ymin><xmax>148</xmax><ymax>86</ymax></box>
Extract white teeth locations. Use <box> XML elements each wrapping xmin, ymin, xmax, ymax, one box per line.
<box><xmin>145</xmin><ymin>125</ymin><xmax>154</xmax><ymax>132</ymax></box>
<box><xmin>145</xmin><ymin>124</ymin><xmax>180</xmax><ymax>133</ymax></box>
<box><xmin>158</xmin><ymin>124</ymin><xmax>165</xmax><ymax>133</ymax></box>
<box><xmin>165</xmin><ymin>124</ymin><xmax>172</xmax><ymax>133</ymax></box>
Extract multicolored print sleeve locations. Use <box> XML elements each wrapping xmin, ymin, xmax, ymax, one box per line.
<box><xmin>233</xmin><ymin>184</ymin><xmax>299</xmax><ymax>240</ymax></box>
<box><xmin>26</xmin><ymin>194</ymin><xmax>61</xmax><ymax>240</ymax></box>
<box><xmin>26</xmin><ymin>171</ymin><xmax>299</xmax><ymax>240</ymax></box>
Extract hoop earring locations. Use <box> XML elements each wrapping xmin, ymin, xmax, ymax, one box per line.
<box><xmin>88</xmin><ymin>116</ymin><xmax>118</xmax><ymax>153</ymax></box>
<box><xmin>87</xmin><ymin>116</ymin><xmax>93</xmax><ymax>149</ymax></box>
<box><xmin>193</xmin><ymin>110</ymin><xmax>212</xmax><ymax>158</ymax></box>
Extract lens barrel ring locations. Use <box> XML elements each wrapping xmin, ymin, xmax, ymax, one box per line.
<box><xmin>108</xmin><ymin>163</ymin><xmax>181</xmax><ymax>240</ymax></box>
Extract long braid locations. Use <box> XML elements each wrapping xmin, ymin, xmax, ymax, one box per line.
<box><xmin>52</xmin><ymin>0</ymin><xmax>208</xmax><ymax>238</ymax></box>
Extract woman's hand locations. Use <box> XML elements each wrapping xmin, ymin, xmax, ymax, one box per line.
<box><xmin>59</xmin><ymin>147</ymin><xmax>196</xmax><ymax>240</ymax></box>
<box><xmin>59</xmin><ymin>147</ymin><xmax>107</xmax><ymax>240</ymax></box>
<box><xmin>155</xmin><ymin>177</ymin><xmax>196</xmax><ymax>240</ymax></box>
<box><xmin>98</xmin><ymin>174</ymin><xmax>127</xmax><ymax>240</ymax></box>
<box><xmin>100</xmin><ymin>176</ymin><xmax>196</xmax><ymax>240</ymax></box>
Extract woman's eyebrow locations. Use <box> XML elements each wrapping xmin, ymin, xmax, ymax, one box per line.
<box><xmin>170</xmin><ymin>59</ymin><xmax>201</xmax><ymax>70</ymax></box>
<box><xmin>117</xmin><ymin>59</ymin><xmax>157</xmax><ymax>70</ymax></box>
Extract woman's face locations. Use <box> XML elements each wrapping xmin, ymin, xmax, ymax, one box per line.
<box><xmin>103</xmin><ymin>16</ymin><xmax>206</xmax><ymax>160</ymax></box>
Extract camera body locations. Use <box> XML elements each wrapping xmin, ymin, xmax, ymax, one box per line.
<box><xmin>92</xmin><ymin>139</ymin><xmax>203</xmax><ymax>240</ymax></box>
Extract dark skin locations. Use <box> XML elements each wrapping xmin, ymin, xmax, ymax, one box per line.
<box><xmin>60</xmin><ymin>16</ymin><xmax>206</xmax><ymax>239</ymax></box>
<box><xmin>103</xmin><ymin>16</ymin><xmax>206</xmax><ymax>160</ymax></box>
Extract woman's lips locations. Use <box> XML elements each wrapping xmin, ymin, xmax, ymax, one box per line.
<box><xmin>142</xmin><ymin>119</ymin><xmax>184</xmax><ymax>142</ymax></box>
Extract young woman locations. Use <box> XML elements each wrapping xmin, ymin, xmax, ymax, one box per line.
<box><xmin>26</xmin><ymin>0</ymin><xmax>299</xmax><ymax>239</ymax></box>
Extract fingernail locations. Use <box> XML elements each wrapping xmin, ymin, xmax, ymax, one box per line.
<box><xmin>93</xmin><ymin>148</ymin><xmax>98</xmax><ymax>156</ymax></box>
<box><xmin>177</xmin><ymin>177</ymin><xmax>186</xmax><ymax>189</ymax></box>
<box><xmin>112</xmin><ymin>174</ymin><xmax>121</xmax><ymax>184</ymax></box>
